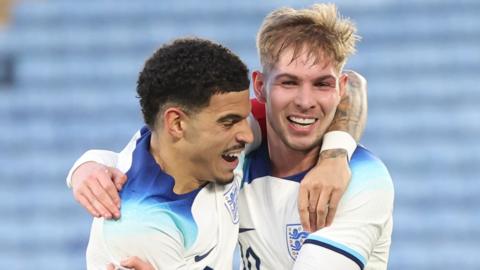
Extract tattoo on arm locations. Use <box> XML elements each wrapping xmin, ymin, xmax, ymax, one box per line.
<box><xmin>327</xmin><ymin>70</ymin><xmax>368</xmax><ymax>142</ymax></box>
<box><xmin>319</xmin><ymin>149</ymin><xmax>348</xmax><ymax>160</ymax></box>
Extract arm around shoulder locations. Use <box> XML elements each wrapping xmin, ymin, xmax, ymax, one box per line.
<box><xmin>295</xmin><ymin>149</ymin><xmax>394</xmax><ymax>270</ymax></box>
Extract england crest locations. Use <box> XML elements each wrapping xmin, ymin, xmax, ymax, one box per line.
<box><xmin>286</xmin><ymin>224</ymin><xmax>309</xmax><ymax>260</ymax></box>
<box><xmin>223</xmin><ymin>180</ymin><xmax>239</xmax><ymax>224</ymax></box>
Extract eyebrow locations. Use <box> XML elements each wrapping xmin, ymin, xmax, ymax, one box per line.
<box><xmin>217</xmin><ymin>114</ymin><xmax>243</xmax><ymax>123</ymax></box>
<box><xmin>274</xmin><ymin>73</ymin><xmax>299</xmax><ymax>81</ymax></box>
<box><xmin>274</xmin><ymin>73</ymin><xmax>336</xmax><ymax>82</ymax></box>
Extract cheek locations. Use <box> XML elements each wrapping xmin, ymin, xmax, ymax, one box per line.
<box><xmin>268</xmin><ymin>89</ymin><xmax>293</xmax><ymax>115</ymax></box>
<box><xmin>209</xmin><ymin>131</ymin><xmax>233</xmax><ymax>149</ymax></box>
<box><xmin>197</xmin><ymin>134</ymin><xmax>219</xmax><ymax>151</ymax></box>
<box><xmin>318</xmin><ymin>93</ymin><xmax>341</xmax><ymax>112</ymax></box>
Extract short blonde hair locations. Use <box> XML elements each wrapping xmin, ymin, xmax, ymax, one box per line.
<box><xmin>257</xmin><ymin>3</ymin><xmax>359</xmax><ymax>72</ymax></box>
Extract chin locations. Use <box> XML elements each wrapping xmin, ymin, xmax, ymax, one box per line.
<box><xmin>215</xmin><ymin>176</ymin><xmax>235</xmax><ymax>186</ymax></box>
<box><xmin>285</xmin><ymin>136</ymin><xmax>317</xmax><ymax>150</ymax></box>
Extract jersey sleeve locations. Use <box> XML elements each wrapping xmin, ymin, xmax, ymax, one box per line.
<box><xmin>293</xmin><ymin>247</ymin><xmax>362</xmax><ymax>270</ymax></box>
<box><xmin>65</xmin><ymin>130</ymin><xmax>141</xmax><ymax>188</ymax></box>
<box><xmin>86</xmin><ymin>217</ymin><xmax>188</xmax><ymax>270</ymax></box>
<box><xmin>294</xmin><ymin>150</ymin><xmax>394</xmax><ymax>270</ymax></box>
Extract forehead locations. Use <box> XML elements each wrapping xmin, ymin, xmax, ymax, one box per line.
<box><xmin>201</xmin><ymin>90</ymin><xmax>251</xmax><ymax>116</ymax></box>
<box><xmin>273</xmin><ymin>47</ymin><xmax>338</xmax><ymax>77</ymax></box>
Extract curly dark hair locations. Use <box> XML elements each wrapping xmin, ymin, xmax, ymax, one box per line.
<box><xmin>137</xmin><ymin>38</ymin><xmax>250</xmax><ymax>128</ymax></box>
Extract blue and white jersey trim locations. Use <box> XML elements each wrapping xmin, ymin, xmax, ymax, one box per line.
<box><xmin>243</xmin><ymin>142</ymin><xmax>310</xmax><ymax>184</ymax></box>
<box><xmin>107</xmin><ymin>126</ymin><xmax>201</xmax><ymax>249</ymax></box>
<box><xmin>304</xmin><ymin>235</ymin><xmax>367</xmax><ymax>269</ymax></box>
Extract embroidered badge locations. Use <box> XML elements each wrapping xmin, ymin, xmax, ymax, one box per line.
<box><xmin>224</xmin><ymin>180</ymin><xmax>239</xmax><ymax>224</ymax></box>
<box><xmin>286</xmin><ymin>224</ymin><xmax>309</xmax><ymax>260</ymax></box>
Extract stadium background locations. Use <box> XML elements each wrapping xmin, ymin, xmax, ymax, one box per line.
<box><xmin>0</xmin><ymin>0</ymin><xmax>479</xmax><ymax>269</ymax></box>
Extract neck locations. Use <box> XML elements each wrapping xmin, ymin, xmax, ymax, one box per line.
<box><xmin>150</xmin><ymin>132</ymin><xmax>204</xmax><ymax>194</ymax></box>
<box><xmin>266</xmin><ymin>123</ymin><xmax>319</xmax><ymax>178</ymax></box>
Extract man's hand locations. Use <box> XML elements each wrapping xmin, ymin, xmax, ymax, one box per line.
<box><xmin>71</xmin><ymin>161</ymin><xmax>127</xmax><ymax>219</ymax></box>
<box><xmin>106</xmin><ymin>257</ymin><xmax>155</xmax><ymax>270</ymax></box>
<box><xmin>298</xmin><ymin>149</ymin><xmax>351</xmax><ymax>232</ymax></box>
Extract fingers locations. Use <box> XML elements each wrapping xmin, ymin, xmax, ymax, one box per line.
<box><xmin>325</xmin><ymin>190</ymin><xmax>342</xmax><ymax>227</ymax></box>
<box><xmin>299</xmin><ymin>183</ymin><xmax>338</xmax><ymax>232</ymax></box>
<box><xmin>297</xmin><ymin>151</ymin><xmax>352</xmax><ymax>232</ymax></box>
<box><xmin>99</xmin><ymin>168</ymin><xmax>122</xmax><ymax>208</ymax></box>
<box><xmin>72</xmin><ymin>163</ymin><xmax>122</xmax><ymax>219</ymax></box>
<box><xmin>79</xmin><ymin>183</ymin><xmax>112</xmax><ymax>219</ymax></box>
<box><xmin>308</xmin><ymin>190</ymin><xmax>320</xmax><ymax>232</ymax></box>
<box><xmin>111</xmin><ymin>167</ymin><xmax>128</xmax><ymax>191</ymax></box>
<box><xmin>106</xmin><ymin>263</ymin><xmax>115</xmax><ymax>270</ymax></box>
<box><xmin>88</xmin><ymin>174</ymin><xmax>120</xmax><ymax>219</ymax></box>
<box><xmin>121</xmin><ymin>256</ymin><xmax>154</xmax><ymax>270</ymax></box>
<box><xmin>298</xmin><ymin>185</ymin><xmax>311</xmax><ymax>232</ymax></box>
<box><xmin>315</xmin><ymin>188</ymin><xmax>332</xmax><ymax>230</ymax></box>
<box><xmin>75</xmin><ymin>193</ymin><xmax>100</xmax><ymax>217</ymax></box>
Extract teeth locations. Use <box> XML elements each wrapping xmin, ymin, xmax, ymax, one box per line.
<box><xmin>288</xmin><ymin>116</ymin><xmax>316</xmax><ymax>125</ymax></box>
<box><xmin>225</xmin><ymin>152</ymin><xmax>240</xmax><ymax>158</ymax></box>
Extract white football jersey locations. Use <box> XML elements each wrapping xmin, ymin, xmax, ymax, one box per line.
<box><xmin>85</xmin><ymin>127</ymin><xmax>243</xmax><ymax>270</ymax></box>
<box><xmin>66</xmin><ymin>99</ymin><xmax>361</xmax><ymax>270</ymax></box>
<box><xmin>238</xmin><ymin>142</ymin><xmax>394</xmax><ymax>270</ymax></box>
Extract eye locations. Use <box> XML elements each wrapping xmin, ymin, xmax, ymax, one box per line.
<box><xmin>221</xmin><ymin>119</ymin><xmax>240</xmax><ymax>129</ymax></box>
<box><xmin>223</xmin><ymin>121</ymin><xmax>235</xmax><ymax>128</ymax></box>
<box><xmin>314</xmin><ymin>81</ymin><xmax>335</xmax><ymax>89</ymax></box>
<box><xmin>282</xmin><ymin>80</ymin><xmax>297</xmax><ymax>86</ymax></box>
<box><xmin>217</xmin><ymin>115</ymin><xmax>244</xmax><ymax>129</ymax></box>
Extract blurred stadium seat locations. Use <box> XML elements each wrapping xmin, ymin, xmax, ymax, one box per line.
<box><xmin>0</xmin><ymin>1</ymin><xmax>479</xmax><ymax>270</ymax></box>
<box><xmin>0</xmin><ymin>0</ymin><xmax>12</xmax><ymax>26</ymax></box>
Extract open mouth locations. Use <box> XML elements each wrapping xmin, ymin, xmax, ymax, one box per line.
<box><xmin>287</xmin><ymin>116</ymin><xmax>317</xmax><ymax>127</ymax></box>
<box><xmin>221</xmin><ymin>152</ymin><xmax>241</xmax><ymax>162</ymax></box>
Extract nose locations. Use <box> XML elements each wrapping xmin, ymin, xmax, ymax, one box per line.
<box><xmin>236</xmin><ymin>119</ymin><xmax>254</xmax><ymax>145</ymax></box>
<box><xmin>294</xmin><ymin>86</ymin><xmax>315</xmax><ymax>110</ymax></box>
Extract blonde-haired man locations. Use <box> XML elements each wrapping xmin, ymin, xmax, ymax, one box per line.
<box><xmin>237</xmin><ymin>4</ymin><xmax>393</xmax><ymax>269</ymax></box>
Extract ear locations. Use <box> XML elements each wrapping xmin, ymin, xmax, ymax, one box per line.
<box><xmin>252</xmin><ymin>70</ymin><xmax>267</xmax><ymax>104</ymax></box>
<box><xmin>163</xmin><ymin>107</ymin><xmax>187</xmax><ymax>139</ymax></box>
<box><xmin>338</xmin><ymin>73</ymin><xmax>348</xmax><ymax>98</ymax></box>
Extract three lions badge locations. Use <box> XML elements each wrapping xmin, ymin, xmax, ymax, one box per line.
<box><xmin>286</xmin><ymin>224</ymin><xmax>309</xmax><ymax>260</ymax></box>
<box><xmin>224</xmin><ymin>180</ymin><xmax>239</xmax><ymax>224</ymax></box>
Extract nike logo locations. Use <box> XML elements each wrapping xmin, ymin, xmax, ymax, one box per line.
<box><xmin>239</xmin><ymin>228</ymin><xmax>255</xmax><ymax>233</ymax></box>
<box><xmin>194</xmin><ymin>246</ymin><xmax>215</xmax><ymax>262</ymax></box>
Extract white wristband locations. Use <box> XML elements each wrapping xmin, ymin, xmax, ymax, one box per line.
<box><xmin>321</xmin><ymin>131</ymin><xmax>357</xmax><ymax>161</ymax></box>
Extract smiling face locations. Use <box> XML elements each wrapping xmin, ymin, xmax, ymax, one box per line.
<box><xmin>254</xmin><ymin>47</ymin><xmax>347</xmax><ymax>153</ymax></box>
<box><xmin>182</xmin><ymin>89</ymin><xmax>253</xmax><ymax>184</ymax></box>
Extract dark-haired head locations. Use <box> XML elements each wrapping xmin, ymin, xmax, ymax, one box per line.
<box><xmin>137</xmin><ymin>38</ymin><xmax>250</xmax><ymax>129</ymax></box>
